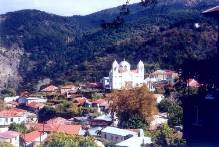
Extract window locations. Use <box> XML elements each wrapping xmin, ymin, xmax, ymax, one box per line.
<box><xmin>5</xmin><ymin>118</ymin><xmax>8</xmax><ymax>123</ymax></box>
<box><xmin>11</xmin><ymin>118</ymin><xmax>13</xmax><ymax>122</ymax></box>
<box><xmin>18</xmin><ymin>118</ymin><xmax>20</xmax><ymax>122</ymax></box>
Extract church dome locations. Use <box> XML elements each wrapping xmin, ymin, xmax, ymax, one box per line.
<box><xmin>119</xmin><ymin>60</ymin><xmax>130</xmax><ymax>67</ymax></box>
<box><xmin>119</xmin><ymin>60</ymin><xmax>130</xmax><ymax>72</ymax></box>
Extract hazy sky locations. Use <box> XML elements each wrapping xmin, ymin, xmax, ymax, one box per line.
<box><xmin>0</xmin><ymin>0</ymin><xmax>140</xmax><ymax>16</ymax></box>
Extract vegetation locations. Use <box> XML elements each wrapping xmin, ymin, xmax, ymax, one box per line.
<box><xmin>168</xmin><ymin>102</ymin><xmax>183</xmax><ymax>127</ymax></box>
<box><xmin>0</xmin><ymin>100</ymin><xmax>6</xmax><ymax>111</ymax></box>
<box><xmin>108</xmin><ymin>85</ymin><xmax>157</xmax><ymax>128</ymax></box>
<box><xmin>0</xmin><ymin>0</ymin><xmax>217</xmax><ymax>91</ymax></box>
<box><xmin>158</xmin><ymin>98</ymin><xmax>183</xmax><ymax>127</ymax></box>
<box><xmin>124</xmin><ymin>114</ymin><xmax>146</xmax><ymax>129</ymax></box>
<box><xmin>152</xmin><ymin>124</ymin><xmax>186</xmax><ymax>147</ymax></box>
<box><xmin>42</xmin><ymin>133</ymin><xmax>98</xmax><ymax>147</ymax></box>
<box><xmin>158</xmin><ymin>98</ymin><xmax>172</xmax><ymax>113</ymax></box>
<box><xmin>0</xmin><ymin>142</ymin><xmax>13</xmax><ymax>147</ymax></box>
<box><xmin>0</xmin><ymin>88</ymin><xmax>16</xmax><ymax>97</ymax></box>
<box><xmin>9</xmin><ymin>123</ymin><xmax>28</xmax><ymax>133</ymax></box>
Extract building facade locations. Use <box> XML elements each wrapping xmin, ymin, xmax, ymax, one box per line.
<box><xmin>106</xmin><ymin>60</ymin><xmax>144</xmax><ymax>90</ymax></box>
<box><xmin>0</xmin><ymin>131</ymin><xmax>20</xmax><ymax>147</ymax></box>
<box><xmin>0</xmin><ymin>108</ymin><xmax>27</xmax><ymax>126</ymax></box>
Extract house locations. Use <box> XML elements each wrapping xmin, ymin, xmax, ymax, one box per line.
<box><xmin>26</xmin><ymin>102</ymin><xmax>45</xmax><ymax>113</ymax></box>
<box><xmin>0</xmin><ymin>108</ymin><xmax>27</xmax><ymax>126</ymax></box>
<box><xmin>92</xmin><ymin>99</ymin><xmax>109</xmax><ymax>111</ymax></box>
<box><xmin>32</xmin><ymin>123</ymin><xmax>83</xmax><ymax>135</ymax></box>
<box><xmin>40</xmin><ymin>85</ymin><xmax>58</xmax><ymax>94</ymax></box>
<box><xmin>28</xmin><ymin>117</ymin><xmax>83</xmax><ymax>135</ymax></box>
<box><xmin>101</xmin><ymin>127</ymin><xmax>138</xmax><ymax>143</ymax></box>
<box><xmin>116</xmin><ymin>136</ymin><xmax>152</xmax><ymax>147</ymax></box>
<box><xmin>87</xmin><ymin>127</ymin><xmax>103</xmax><ymax>136</ymax></box>
<box><xmin>60</xmin><ymin>84</ymin><xmax>78</xmax><ymax>95</ymax></box>
<box><xmin>85</xmin><ymin>82</ymin><xmax>102</xmax><ymax>89</ymax></box>
<box><xmin>150</xmin><ymin>70</ymin><xmax>178</xmax><ymax>84</ymax></box>
<box><xmin>144</xmin><ymin>70</ymin><xmax>178</xmax><ymax>91</ymax></box>
<box><xmin>144</xmin><ymin>77</ymin><xmax>156</xmax><ymax>92</ymax></box>
<box><xmin>105</xmin><ymin>60</ymin><xmax>144</xmax><ymax>90</ymax></box>
<box><xmin>187</xmin><ymin>79</ymin><xmax>200</xmax><ymax>88</ymax></box>
<box><xmin>22</xmin><ymin>131</ymin><xmax>48</xmax><ymax>147</ymax></box>
<box><xmin>90</xmin><ymin>114</ymin><xmax>112</xmax><ymax>127</ymax></box>
<box><xmin>6</xmin><ymin>101</ymin><xmax>19</xmax><ymax>108</ymax></box>
<box><xmin>73</xmin><ymin>116</ymin><xmax>90</xmax><ymax>125</ymax></box>
<box><xmin>17</xmin><ymin>97</ymin><xmax>47</xmax><ymax>106</ymax></box>
<box><xmin>0</xmin><ymin>131</ymin><xmax>20</xmax><ymax>147</ymax></box>
<box><xmin>73</xmin><ymin>97</ymin><xmax>89</xmax><ymax>106</ymax></box>
<box><xmin>4</xmin><ymin>96</ymin><xmax>19</xmax><ymax>103</ymax></box>
<box><xmin>46</xmin><ymin>117</ymin><xmax>71</xmax><ymax>125</ymax></box>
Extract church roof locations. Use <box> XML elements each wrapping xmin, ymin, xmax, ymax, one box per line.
<box><xmin>119</xmin><ymin>60</ymin><xmax>130</xmax><ymax>67</ymax></box>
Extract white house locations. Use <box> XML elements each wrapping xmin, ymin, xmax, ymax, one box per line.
<box><xmin>0</xmin><ymin>131</ymin><xmax>20</xmax><ymax>147</ymax></box>
<box><xmin>150</xmin><ymin>70</ymin><xmax>178</xmax><ymax>84</ymax></box>
<box><xmin>101</xmin><ymin>127</ymin><xmax>138</xmax><ymax>143</ymax></box>
<box><xmin>116</xmin><ymin>136</ymin><xmax>152</xmax><ymax>147</ymax></box>
<box><xmin>104</xmin><ymin>60</ymin><xmax>144</xmax><ymax>90</ymax></box>
<box><xmin>4</xmin><ymin>96</ymin><xmax>19</xmax><ymax>103</ymax></box>
<box><xmin>144</xmin><ymin>70</ymin><xmax>179</xmax><ymax>91</ymax></box>
<box><xmin>0</xmin><ymin>108</ymin><xmax>27</xmax><ymax>126</ymax></box>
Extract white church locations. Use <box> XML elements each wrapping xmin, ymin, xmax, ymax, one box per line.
<box><xmin>102</xmin><ymin>60</ymin><xmax>145</xmax><ymax>90</ymax></box>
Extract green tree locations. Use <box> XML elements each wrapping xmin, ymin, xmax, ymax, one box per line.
<box><xmin>158</xmin><ymin>98</ymin><xmax>172</xmax><ymax>112</ymax></box>
<box><xmin>153</xmin><ymin>124</ymin><xmax>186</xmax><ymax>147</ymax></box>
<box><xmin>1</xmin><ymin>88</ymin><xmax>16</xmax><ymax>97</ymax></box>
<box><xmin>168</xmin><ymin>103</ymin><xmax>183</xmax><ymax>127</ymax></box>
<box><xmin>124</xmin><ymin>114</ymin><xmax>146</xmax><ymax>129</ymax></box>
<box><xmin>0</xmin><ymin>142</ymin><xmax>13</xmax><ymax>147</ymax></box>
<box><xmin>9</xmin><ymin>123</ymin><xmax>28</xmax><ymax>133</ymax></box>
<box><xmin>43</xmin><ymin>133</ymin><xmax>98</xmax><ymax>147</ymax></box>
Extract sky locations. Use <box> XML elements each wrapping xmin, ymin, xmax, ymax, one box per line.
<box><xmin>0</xmin><ymin>0</ymin><xmax>140</xmax><ymax>16</ymax></box>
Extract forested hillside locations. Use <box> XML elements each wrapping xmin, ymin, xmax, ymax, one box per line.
<box><xmin>0</xmin><ymin>0</ymin><xmax>218</xmax><ymax>91</ymax></box>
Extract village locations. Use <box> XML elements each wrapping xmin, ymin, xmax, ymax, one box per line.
<box><xmin>0</xmin><ymin>60</ymin><xmax>200</xmax><ymax>147</ymax></box>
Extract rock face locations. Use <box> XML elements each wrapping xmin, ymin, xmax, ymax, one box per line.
<box><xmin>0</xmin><ymin>45</ymin><xmax>23</xmax><ymax>90</ymax></box>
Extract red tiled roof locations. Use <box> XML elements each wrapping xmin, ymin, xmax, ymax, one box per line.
<box><xmin>57</xmin><ymin>124</ymin><xmax>81</xmax><ymax>135</ymax></box>
<box><xmin>93</xmin><ymin>99</ymin><xmax>108</xmax><ymax>107</ymax></box>
<box><xmin>27</xmin><ymin>102</ymin><xmax>44</xmax><ymax>109</ymax></box>
<box><xmin>46</xmin><ymin>117</ymin><xmax>68</xmax><ymax>125</ymax></box>
<box><xmin>73</xmin><ymin>97</ymin><xmax>88</xmax><ymax>106</ymax></box>
<box><xmin>41</xmin><ymin>85</ymin><xmax>58</xmax><ymax>92</ymax></box>
<box><xmin>188</xmin><ymin>79</ymin><xmax>200</xmax><ymax>88</ymax></box>
<box><xmin>0</xmin><ymin>108</ymin><xmax>26</xmax><ymax>117</ymax></box>
<box><xmin>0</xmin><ymin>131</ymin><xmax>19</xmax><ymax>139</ymax></box>
<box><xmin>33</xmin><ymin>123</ymin><xmax>81</xmax><ymax>135</ymax></box>
<box><xmin>22</xmin><ymin>131</ymin><xmax>45</xmax><ymax>143</ymax></box>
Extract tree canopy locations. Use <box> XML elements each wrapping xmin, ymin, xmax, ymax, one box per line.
<box><xmin>43</xmin><ymin>133</ymin><xmax>98</xmax><ymax>147</ymax></box>
<box><xmin>108</xmin><ymin>85</ymin><xmax>157</xmax><ymax>127</ymax></box>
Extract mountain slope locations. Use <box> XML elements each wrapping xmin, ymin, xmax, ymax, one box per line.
<box><xmin>0</xmin><ymin>0</ymin><xmax>219</xmax><ymax>91</ymax></box>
